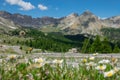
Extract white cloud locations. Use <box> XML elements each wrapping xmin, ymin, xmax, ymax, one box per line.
<box><xmin>5</xmin><ymin>0</ymin><xmax>35</xmax><ymax>11</ymax></box>
<box><xmin>38</xmin><ymin>4</ymin><xmax>48</xmax><ymax>11</ymax></box>
<box><xmin>6</xmin><ymin>0</ymin><xmax>20</xmax><ymax>5</ymax></box>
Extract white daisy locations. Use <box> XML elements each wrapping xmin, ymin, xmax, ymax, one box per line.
<box><xmin>104</xmin><ymin>70</ymin><xmax>115</xmax><ymax>78</ymax></box>
<box><xmin>95</xmin><ymin>65</ymin><xmax>106</xmax><ymax>71</ymax></box>
<box><xmin>98</xmin><ymin>59</ymin><xmax>110</xmax><ymax>64</ymax></box>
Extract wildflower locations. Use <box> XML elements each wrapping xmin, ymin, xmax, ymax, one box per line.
<box><xmin>7</xmin><ymin>55</ymin><xmax>18</xmax><ymax>60</ymax></box>
<box><xmin>89</xmin><ymin>56</ymin><xmax>95</xmax><ymax>61</ymax></box>
<box><xmin>98</xmin><ymin>59</ymin><xmax>110</xmax><ymax>64</ymax></box>
<box><xmin>111</xmin><ymin>57</ymin><xmax>118</xmax><ymax>63</ymax></box>
<box><xmin>113</xmin><ymin>67</ymin><xmax>120</xmax><ymax>73</ymax></box>
<box><xmin>93</xmin><ymin>53</ymin><xmax>99</xmax><ymax>56</ymax></box>
<box><xmin>33</xmin><ymin>63</ymin><xmax>45</xmax><ymax>68</ymax></box>
<box><xmin>95</xmin><ymin>65</ymin><xmax>106</xmax><ymax>71</ymax></box>
<box><xmin>81</xmin><ymin>58</ymin><xmax>87</xmax><ymax>63</ymax></box>
<box><xmin>104</xmin><ymin>70</ymin><xmax>115</xmax><ymax>78</ymax></box>
<box><xmin>53</xmin><ymin>59</ymin><xmax>63</xmax><ymax>64</ymax></box>
<box><xmin>111</xmin><ymin>57</ymin><xmax>118</xmax><ymax>67</ymax></box>
<box><xmin>86</xmin><ymin>62</ymin><xmax>97</xmax><ymax>67</ymax></box>
<box><xmin>33</xmin><ymin>58</ymin><xmax>45</xmax><ymax>63</ymax></box>
<box><xmin>27</xmin><ymin>63</ymin><xmax>45</xmax><ymax>69</ymax></box>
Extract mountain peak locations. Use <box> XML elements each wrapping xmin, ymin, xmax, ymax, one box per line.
<box><xmin>67</xmin><ymin>13</ymin><xmax>79</xmax><ymax>18</ymax></box>
<box><xmin>82</xmin><ymin>10</ymin><xmax>94</xmax><ymax>16</ymax></box>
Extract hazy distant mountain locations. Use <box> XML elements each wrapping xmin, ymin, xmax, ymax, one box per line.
<box><xmin>0</xmin><ymin>10</ymin><xmax>120</xmax><ymax>35</ymax></box>
<box><xmin>0</xmin><ymin>11</ymin><xmax>60</xmax><ymax>27</ymax></box>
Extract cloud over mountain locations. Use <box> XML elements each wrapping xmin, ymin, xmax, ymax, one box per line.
<box><xmin>5</xmin><ymin>0</ymin><xmax>35</xmax><ymax>10</ymax></box>
<box><xmin>38</xmin><ymin>4</ymin><xmax>48</xmax><ymax>11</ymax></box>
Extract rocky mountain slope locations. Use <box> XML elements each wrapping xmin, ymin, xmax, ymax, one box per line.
<box><xmin>0</xmin><ymin>11</ymin><xmax>60</xmax><ymax>27</ymax></box>
<box><xmin>102</xmin><ymin>16</ymin><xmax>120</xmax><ymax>28</ymax></box>
<box><xmin>58</xmin><ymin>11</ymin><xmax>103</xmax><ymax>35</ymax></box>
<box><xmin>0</xmin><ymin>10</ymin><xmax>120</xmax><ymax>35</ymax></box>
<box><xmin>0</xmin><ymin>16</ymin><xmax>20</xmax><ymax>33</ymax></box>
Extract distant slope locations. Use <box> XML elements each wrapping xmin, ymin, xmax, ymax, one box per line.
<box><xmin>0</xmin><ymin>11</ymin><xmax>60</xmax><ymax>28</ymax></box>
<box><xmin>0</xmin><ymin>17</ymin><xmax>20</xmax><ymax>34</ymax></box>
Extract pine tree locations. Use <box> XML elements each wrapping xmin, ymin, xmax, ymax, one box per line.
<box><xmin>29</xmin><ymin>39</ymin><xmax>33</xmax><ymax>47</ymax></box>
<box><xmin>16</xmin><ymin>40</ymin><xmax>19</xmax><ymax>44</ymax></box>
<box><xmin>90</xmin><ymin>35</ymin><xmax>102</xmax><ymax>53</ymax></box>
<box><xmin>113</xmin><ymin>44</ymin><xmax>120</xmax><ymax>53</ymax></box>
<box><xmin>101</xmin><ymin>38</ymin><xmax>112</xmax><ymax>53</ymax></box>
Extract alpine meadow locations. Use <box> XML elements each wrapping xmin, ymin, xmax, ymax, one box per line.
<box><xmin>0</xmin><ymin>0</ymin><xmax>120</xmax><ymax>80</ymax></box>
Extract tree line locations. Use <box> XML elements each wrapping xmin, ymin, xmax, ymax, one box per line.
<box><xmin>82</xmin><ymin>35</ymin><xmax>120</xmax><ymax>53</ymax></box>
<box><xmin>4</xmin><ymin>28</ymin><xmax>120</xmax><ymax>53</ymax></box>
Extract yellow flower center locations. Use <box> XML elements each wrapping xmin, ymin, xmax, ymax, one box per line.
<box><xmin>37</xmin><ymin>59</ymin><xmax>43</xmax><ymax>63</ymax></box>
<box><xmin>100</xmin><ymin>66</ymin><xmax>104</xmax><ymax>70</ymax></box>
<box><xmin>82</xmin><ymin>59</ymin><xmax>87</xmax><ymax>63</ymax></box>
<box><xmin>107</xmin><ymin>72</ymin><xmax>113</xmax><ymax>77</ymax></box>
<box><xmin>10</xmin><ymin>56</ymin><xmax>16</xmax><ymax>59</ymax></box>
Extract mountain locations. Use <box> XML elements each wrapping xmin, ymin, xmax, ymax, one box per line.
<box><xmin>0</xmin><ymin>16</ymin><xmax>20</xmax><ymax>34</ymax></box>
<box><xmin>56</xmin><ymin>11</ymin><xmax>120</xmax><ymax>35</ymax></box>
<box><xmin>58</xmin><ymin>11</ymin><xmax>104</xmax><ymax>35</ymax></box>
<box><xmin>0</xmin><ymin>10</ymin><xmax>120</xmax><ymax>35</ymax></box>
<box><xmin>102</xmin><ymin>16</ymin><xmax>120</xmax><ymax>28</ymax></box>
<box><xmin>0</xmin><ymin>11</ymin><xmax>60</xmax><ymax>27</ymax></box>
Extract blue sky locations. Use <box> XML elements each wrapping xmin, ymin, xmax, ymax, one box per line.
<box><xmin>0</xmin><ymin>0</ymin><xmax>120</xmax><ymax>18</ymax></box>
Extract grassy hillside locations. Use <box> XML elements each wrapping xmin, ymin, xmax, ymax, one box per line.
<box><xmin>1</xmin><ymin>28</ymin><xmax>86</xmax><ymax>52</ymax></box>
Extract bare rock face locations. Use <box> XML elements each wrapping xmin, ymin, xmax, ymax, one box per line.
<box><xmin>102</xmin><ymin>16</ymin><xmax>120</xmax><ymax>28</ymax></box>
<box><xmin>0</xmin><ymin>10</ymin><xmax>120</xmax><ymax>35</ymax></box>
<box><xmin>58</xmin><ymin>11</ymin><xmax>120</xmax><ymax>35</ymax></box>
<box><xmin>58</xmin><ymin>11</ymin><xmax>103</xmax><ymax>35</ymax></box>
